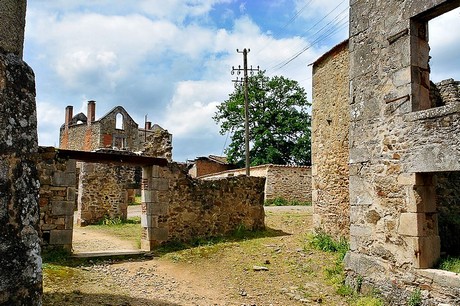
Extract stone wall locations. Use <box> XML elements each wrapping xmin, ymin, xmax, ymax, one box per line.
<box><xmin>344</xmin><ymin>1</ymin><xmax>460</xmax><ymax>304</ymax></box>
<box><xmin>0</xmin><ymin>1</ymin><xmax>42</xmax><ymax>302</ymax></box>
<box><xmin>190</xmin><ymin>158</ymin><xmax>232</xmax><ymax>178</ymax></box>
<box><xmin>37</xmin><ymin>147</ymin><xmax>76</xmax><ymax>250</ymax></box>
<box><xmin>139</xmin><ymin>126</ymin><xmax>173</xmax><ymax>161</ymax></box>
<box><xmin>311</xmin><ymin>40</ymin><xmax>350</xmax><ymax>240</ymax></box>
<box><xmin>199</xmin><ymin>164</ymin><xmax>312</xmax><ymax>203</ymax></box>
<box><xmin>140</xmin><ymin>163</ymin><xmax>265</xmax><ymax>249</ymax></box>
<box><xmin>77</xmin><ymin>161</ymin><xmax>139</xmax><ymax>225</ymax></box>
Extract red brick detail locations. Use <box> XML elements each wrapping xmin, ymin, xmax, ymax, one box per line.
<box><xmin>83</xmin><ymin>129</ymin><xmax>93</xmax><ymax>151</ymax></box>
<box><xmin>102</xmin><ymin>134</ymin><xmax>113</xmax><ymax>148</ymax></box>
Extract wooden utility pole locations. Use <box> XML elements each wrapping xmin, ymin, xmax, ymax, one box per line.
<box><xmin>231</xmin><ymin>48</ymin><xmax>259</xmax><ymax>176</ymax></box>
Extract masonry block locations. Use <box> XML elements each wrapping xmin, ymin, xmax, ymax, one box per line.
<box><xmin>51</xmin><ymin>201</ymin><xmax>74</xmax><ymax>216</ymax></box>
<box><xmin>141</xmin><ymin>190</ymin><xmax>158</xmax><ymax>203</ymax></box>
<box><xmin>152</xmin><ymin>178</ymin><xmax>169</xmax><ymax>191</ymax></box>
<box><xmin>151</xmin><ymin>165</ymin><xmax>160</xmax><ymax>178</ymax></box>
<box><xmin>407</xmin><ymin>235</ymin><xmax>441</xmax><ymax>269</ymax></box>
<box><xmin>398</xmin><ymin>212</ymin><xmax>438</xmax><ymax>237</ymax></box>
<box><xmin>67</xmin><ymin>187</ymin><xmax>76</xmax><ymax>202</ymax></box>
<box><xmin>141</xmin><ymin>215</ymin><xmax>158</xmax><ymax>228</ymax></box>
<box><xmin>52</xmin><ymin>172</ymin><xmax>76</xmax><ymax>186</ymax></box>
<box><xmin>144</xmin><ymin>202</ymin><xmax>168</xmax><ymax>215</ymax></box>
<box><xmin>147</xmin><ymin>227</ymin><xmax>169</xmax><ymax>241</ymax></box>
<box><xmin>406</xmin><ymin>185</ymin><xmax>436</xmax><ymax>213</ymax></box>
<box><xmin>49</xmin><ymin>229</ymin><xmax>73</xmax><ymax>245</ymax></box>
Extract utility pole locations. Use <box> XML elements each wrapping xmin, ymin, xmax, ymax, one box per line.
<box><xmin>231</xmin><ymin>48</ymin><xmax>259</xmax><ymax>176</ymax></box>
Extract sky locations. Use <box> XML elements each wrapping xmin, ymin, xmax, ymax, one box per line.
<box><xmin>23</xmin><ymin>1</ymin><xmax>460</xmax><ymax>162</ymax></box>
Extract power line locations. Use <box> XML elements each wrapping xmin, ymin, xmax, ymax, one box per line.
<box><xmin>268</xmin><ymin>8</ymin><xmax>349</xmax><ymax>72</ymax></box>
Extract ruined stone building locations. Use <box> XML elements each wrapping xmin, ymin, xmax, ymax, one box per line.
<box><xmin>312</xmin><ymin>1</ymin><xmax>460</xmax><ymax>304</ymax></box>
<box><xmin>59</xmin><ymin>101</ymin><xmax>173</xmax><ymax>225</ymax></box>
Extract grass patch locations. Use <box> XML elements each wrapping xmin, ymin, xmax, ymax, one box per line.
<box><xmin>90</xmin><ymin>216</ymin><xmax>142</xmax><ymax>248</ymax></box>
<box><xmin>437</xmin><ymin>256</ymin><xmax>460</xmax><ymax>273</ymax></box>
<box><xmin>265</xmin><ymin>197</ymin><xmax>311</xmax><ymax>206</ymax></box>
<box><xmin>307</xmin><ymin>230</ymin><xmax>384</xmax><ymax>305</ymax></box>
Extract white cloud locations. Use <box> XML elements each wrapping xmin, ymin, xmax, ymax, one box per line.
<box><xmin>163</xmin><ymin>80</ymin><xmax>232</xmax><ymax>137</ymax></box>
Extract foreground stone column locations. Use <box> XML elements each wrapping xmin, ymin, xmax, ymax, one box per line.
<box><xmin>0</xmin><ymin>1</ymin><xmax>42</xmax><ymax>305</ymax></box>
<box><xmin>0</xmin><ymin>0</ymin><xmax>27</xmax><ymax>58</ymax></box>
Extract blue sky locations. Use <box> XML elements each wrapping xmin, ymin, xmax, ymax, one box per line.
<box><xmin>24</xmin><ymin>1</ymin><xmax>460</xmax><ymax>162</ymax></box>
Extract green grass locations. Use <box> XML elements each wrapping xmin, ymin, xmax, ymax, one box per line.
<box><xmin>91</xmin><ymin>216</ymin><xmax>142</xmax><ymax>248</ymax></box>
<box><xmin>307</xmin><ymin>230</ymin><xmax>384</xmax><ymax>305</ymax></box>
<box><xmin>437</xmin><ymin>256</ymin><xmax>460</xmax><ymax>273</ymax></box>
<box><xmin>265</xmin><ymin>197</ymin><xmax>311</xmax><ymax>206</ymax></box>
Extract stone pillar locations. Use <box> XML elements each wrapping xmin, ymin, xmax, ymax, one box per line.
<box><xmin>0</xmin><ymin>22</ymin><xmax>42</xmax><ymax>306</ymax></box>
<box><xmin>0</xmin><ymin>0</ymin><xmax>27</xmax><ymax>58</ymax></box>
<box><xmin>140</xmin><ymin>165</ymin><xmax>169</xmax><ymax>251</ymax></box>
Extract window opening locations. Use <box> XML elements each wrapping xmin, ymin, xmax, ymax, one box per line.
<box><xmin>116</xmin><ymin>113</ymin><xmax>124</xmax><ymax>130</ymax></box>
<box><xmin>411</xmin><ymin>5</ymin><xmax>460</xmax><ymax>111</ymax></box>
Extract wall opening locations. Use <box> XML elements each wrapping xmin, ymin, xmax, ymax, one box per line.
<box><xmin>116</xmin><ymin>113</ymin><xmax>124</xmax><ymax>130</ymax></box>
<box><xmin>434</xmin><ymin>171</ymin><xmax>460</xmax><ymax>257</ymax></box>
<box><xmin>411</xmin><ymin>4</ymin><xmax>460</xmax><ymax>111</ymax></box>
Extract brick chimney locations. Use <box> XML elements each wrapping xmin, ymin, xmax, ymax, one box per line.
<box><xmin>145</xmin><ymin>121</ymin><xmax>152</xmax><ymax>130</ymax></box>
<box><xmin>87</xmin><ymin>100</ymin><xmax>96</xmax><ymax>125</ymax></box>
<box><xmin>65</xmin><ymin>105</ymin><xmax>73</xmax><ymax>130</ymax></box>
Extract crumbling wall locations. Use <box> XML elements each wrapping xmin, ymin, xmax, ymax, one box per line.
<box><xmin>311</xmin><ymin>40</ymin><xmax>350</xmax><ymax>240</ymax></box>
<box><xmin>198</xmin><ymin>164</ymin><xmax>312</xmax><ymax>203</ymax></box>
<box><xmin>140</xmin><ymin>126</ymin><xmax>173</xmax><ymax>161</ymax></box>
<box><xmin>0</xmin><ymin>1</ymin><xmax>42</xmax><ymax>303</ymax></box>
<box><xmin>37</xmin><ymin>147</ymin><xmax>76</xmax><ymax>250</ymax></box>
<box><xmin>346</xmin><ymin>0</ymin><xmax>460</xmax><ymax>304</ymax></box>
<box><xmin>140</xmin><ymin>163</ymin><xmax>265</xmax><ymax>249</ymax></box>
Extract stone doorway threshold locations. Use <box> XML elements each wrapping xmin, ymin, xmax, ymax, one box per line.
<box><xmin>72</xmin><ymin>250</ymin><xmax>147</xmax><ymax>259</ymax></box>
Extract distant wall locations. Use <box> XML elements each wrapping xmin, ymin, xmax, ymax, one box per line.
<box><xmin>198</xmin><ymin>164</ymin><xmax>312</xmax><ymax>203</ymax></box>
<box><xmin>141</xmin><ymin>163</ymin><xmax>266</xmax><ymax>249</ymax></box>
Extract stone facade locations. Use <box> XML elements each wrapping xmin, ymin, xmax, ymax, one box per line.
<box><xmin>311</xmin><ymin>40</ymin><xmax>350</xmax><ymax>240</ymax></box>
<box><xmin>37</xmin><ymin>147</ymin><xmax>76</xmax><ymax>251</ymax></box>
<box><xmin>199</xmin><ymin>164</ymin><xmax>312</xmax><ymax>203</ymax></box>
<box><xmin>0</xmin><ymin>1</ymin><xmax>42</xmax><ymax>303</ymax></box>
<box><xmin>140</xmin><ymin>163</ymin><xmax>265</xmax><ymax>249</ymax></box>
<box><xmin>311</xmin><ymin>1</ymin><xmax>460</xmax><ymax>304</ymax></box>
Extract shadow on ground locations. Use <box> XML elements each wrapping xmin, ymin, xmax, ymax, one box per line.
<box><xmin>44</xmin><ymin>292</ymin><xmax>179</xmax><ymax>306</ymax></box>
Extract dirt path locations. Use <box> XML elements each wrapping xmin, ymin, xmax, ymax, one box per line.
<box><xmin>45</xmin><ymin>206</ymin><xmax>349</xmax><ymax>305</ymax></box>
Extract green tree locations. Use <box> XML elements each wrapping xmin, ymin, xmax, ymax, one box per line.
<box><xmin>214</xmin><ymin>71</ymin><xmax>311</xmax><ymax>166</ymax></box>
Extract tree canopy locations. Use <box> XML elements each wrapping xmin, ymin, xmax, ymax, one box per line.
<box><xmin>213</xmin><ymin>71</ymin><xmax>311</xmax><ymax>167</ymax></box>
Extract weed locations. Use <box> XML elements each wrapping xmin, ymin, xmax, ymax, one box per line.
<box><xmin>309</xmin><ymin>230</ymin><xmax>348</xmax><ymax>260</ymax></box>
<box><xmin>437</xmin><ymin>256</ymin><xmax>460</xmax><ymax>273</ymax></box>
<box><xmin>265</xmin><ymin>197</ymin><xmax>311</xmax><ymax>206</ymax></box>
<box><xmin>408</xmin><ymin>288</ymin><xmax>422</xmax><ymax>306</ymax></box>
